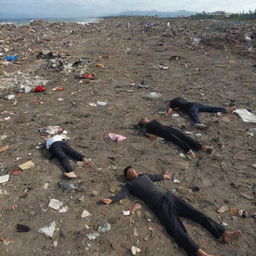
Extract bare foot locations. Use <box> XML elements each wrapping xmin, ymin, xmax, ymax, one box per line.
<box><xmin>82</xmin><ymin>157</ymin><xmax>90</xmax><ymax>166</ymax></box>
<box><xmin>195</xmin><ymin>123</ymin><xmax>207</xmax><ymax>129</ymax></box>
<box><xmin>223</xmin><ymin>230</ymin><xmax>242</xmax><ymax>243</ymax></box>
<box><xmin>201</xmin><ymin>145</ymin><xmax>213</xmax><ymax>154</ymax></box>
<box><xmin>187</xmin><ymin>149</ymin><xmax>196</xmax><ymax>159</ymax></box>
<box><xmin>63</xmin><ymin>171</ymin><xmax>78</xmax><ymax>179</ymax></box>
<box><xmin>197</xmin><ymin>248</ymin><xmax>215</xmax><ymax>256</ymax></box>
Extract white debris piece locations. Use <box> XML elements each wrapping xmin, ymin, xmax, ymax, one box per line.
<box><xmin>48</xmin><ymin>199</ymin><xmax>63</xmax><ymax>210</ymax></box>
<box><xmin>96</xmin><ymin>101</ymin><xmax>107</xmax><ymax>106</ymax></box>
<box><xmin>0</xmin><ymin>175</ymin><xmax>10</xmax><ymax>184</ymax></box>
<box><xmin>39</xmin><ymin>221</ymin><xmax>56</xmax><ymax>238</ymax></box>
<box><xmin>122</xmin><ymin>210</ymin><xmax>131</xmax><ymax>216</ymax></box>
<box><xmin>81</xmin><ymin>210</ymin><xmax>92</xmax><ymax>218</ymax></box>
<box><xmin>58</xmin><ymin>206</ymin><xmax>69</xmax><ymax>213</ymax></box>
<box><xmin>234</xmin><ymin>109</ymin><xmax>256</xmax><ymax>123</ymax></box>
<box><xmin>131</xmin><ymin>246</ymin><xmax>141</xmax><ymax>255</ymax></box>
<box><xmin>86</xmin><ymin>232</ymin><xmax>100</xmax><ymax>240</ymax></box>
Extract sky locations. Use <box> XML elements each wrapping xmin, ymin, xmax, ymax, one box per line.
<box><xmin>0</xmin><ymin>0</ymin><xmax>255</xmax><ymax>18</ymax></box>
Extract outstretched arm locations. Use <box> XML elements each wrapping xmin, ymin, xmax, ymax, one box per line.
<box><xmin>101</xmin><ymin>185</ymin><xmax>130</xmax><ymax>204</ymax></box>
<box><xmin>146</xmin><ymin>171</ymin><xmax>172</xmax><ymax>181</ymax></box>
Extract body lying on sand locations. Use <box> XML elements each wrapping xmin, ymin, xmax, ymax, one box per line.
<box><xmin>101</xmin><ymin>166</ymin><xmax>242</xmax><ymax>256</ymax></box>
<box><xmin>43</xmin><ymin>100</ymin><xmax>242</xmax><ymax>256</ymax></box>
<box><xmin>165</xmin><ymin>97</ymin><xmax>236</xmax><ymax>129</ymax></box>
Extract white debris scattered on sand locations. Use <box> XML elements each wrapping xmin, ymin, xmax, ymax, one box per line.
<box><xmin>39</xmin><ymin>221</ymin><xmax>56</xmax><ymax>238</ymax></box>
<box><xmin>48</xmin><ymin>199</ymin><xmax>63</xmax><ymax>210</ymax></box>
<box><xmin>234</xmin><ymin>109</ymin><xmax>256</xmax><ymax>123</ymax></box>
<box><xmin>131</xmin><ymin>246</ymin><xmax>141</xmax><ymax>255</ymax></box>
<box><xmin>81</xmin><ymin>210</ymin><xmax>92</xmax><ymax>218</ymax></box>
<box><xmin>0</xmin><ymin>175</ymin><xmax>10</xmax><ymax>184</ymax></box>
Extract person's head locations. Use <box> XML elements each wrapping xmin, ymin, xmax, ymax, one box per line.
<box><xmin>138</xmin><ymin>118</ymin><xmax>149</xmax><ymax>127</ymax></box>
<box><xmin>123</xmin><ymin>166</ymin><xmax>138</xmax><ymax>180</ymax></box>
<box><xmin>169</xmin><ymin>97</ymin><xmax>188</xmax><ymax>108</ymax></box>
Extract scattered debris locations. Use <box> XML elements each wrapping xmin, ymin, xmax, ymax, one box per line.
<box><xmin>39</xmin><ymin>221</ymin><xmax>56</xmax><ymax>238</ymax></box>
<box><xmin>98</xmin><ymin>223</ymin><xmax>111</xmax><ymax>232</ymax></box>
<box><xmin>217</xmin><ymin>205</ymin><xmax>229</xmax><ymax>213</ymax></box>
<box><xmin>86</xmin><ymin>232</ymin><xmax>100</xmax><ymax>240</ymax></box>
<box><xmin>10</xmin><ymin>169</ymin><xmax>22</xmax><ymax>176</ymax></box>
<box><xmin>81</xmin><ymin>210</ymin><xmax>92</xmax><ymax>218</ymax></box>
<box><xmin>18</xmin><ymin>161</ymin><xmax>35</xmax><ymax>170</ymax></box>
<box><xmin>234</xmin><ymin>109</ymin><xmax>256</xmax><ymax>123</ymax></box>
<box><xmin>246</xmin><ymin>128</ymin><xmax>256</xmax><ymax>136</ymax></box>
<box><xmin>96</xmin><ymin>101</ymin><xmax>108</xmax><ymax>106</ymax></box>
<box><xmin>146</xmin><ymin>92</ymin><xmax>162</xmax><ymax>100</ymax></box>
<box><xmin>106</xmin><ymin>133</ymin><xmax>127</xmax><ymax>142</ymax></box>
<box><xmin>58</xmin><ymin>205</ymin><xmax>69</xmax><ymax>213</ymax></box>
<box><xmin>131</xmin><ymin>246</ymin><xmax>141</xmax><ymax>255</ymax></box>
<box><xmin>48</xmin><ymin>199</ymin><xmax>64</xmax><ymax>210</ymax></box>
<box><xmin>0</xmin><ymin>145</ymin><xmax>9</xmax><ymax>153</ymax></box>
<box><xmin>0</xmin><ymin>175</ymin><xmax>10</xmax><ymax>184</ymax></box>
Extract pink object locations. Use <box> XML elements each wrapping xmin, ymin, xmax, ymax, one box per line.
<box><xmin>106</xmin><ymin>133</ymin><xmax>127</xmax><ymax>142</ymax></box>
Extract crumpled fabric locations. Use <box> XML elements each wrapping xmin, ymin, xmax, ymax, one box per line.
<box><xmin>234</xmin><ymin>109</ymin><xmax>256</xmax><ymax>123</ymax></box>
<box><xmin>106</xmin><ymin>133</ymin><xmax>127</xmax><ymax>142</ymax></box>
<box><xmin>32</xmin><ymin>85</ymin><xmax>47</xmax><ymax>92</ymax></box>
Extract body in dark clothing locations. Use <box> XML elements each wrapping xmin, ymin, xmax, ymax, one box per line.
<box><xmin>49</xmin><ymin>141</ymin><xmax>85</xmax><ymax>173</ymax></box>
<box><xmin>111</xmin><ymin>173</ymin><xmax>225</xmax><ymax>256</ymax></box>
<box><xmin>143</xmin><ymin>120</ymin><xmax>202</xmax><ymax>153</ymax></box>
<box><xmin>168</xmin><ymin>97</ymin><xmax>227</xmax><ymax>124</ymax></box>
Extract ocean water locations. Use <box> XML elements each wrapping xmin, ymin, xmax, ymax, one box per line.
<box><xmin>0</xmin><ymin>17</ymin><xmax>100</xmax><ymax>26</ymax></box>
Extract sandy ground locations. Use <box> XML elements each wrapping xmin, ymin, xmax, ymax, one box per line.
<box><xmin>0</xmin><ymin>17</ymin><xmax>256</xmax><ymax>256</ymax></box>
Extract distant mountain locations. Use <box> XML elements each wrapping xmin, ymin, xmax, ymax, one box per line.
<box><xmin>112</xmin><ymin>10</ymin><xmax>196</xmax><ymax>18</ymax></box>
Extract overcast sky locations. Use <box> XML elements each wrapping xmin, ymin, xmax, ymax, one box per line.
<box><xmin>0</xmin><ymin>0</ymin><xmax>255</xmax><ymax>18</ymax></box>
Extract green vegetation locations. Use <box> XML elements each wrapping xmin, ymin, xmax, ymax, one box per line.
<box><xmin>191</xmin><ymin>10</ymin><xmax>256</xmax><ymax>21</ymax></box>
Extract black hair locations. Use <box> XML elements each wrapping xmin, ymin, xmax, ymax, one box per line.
<box><xmin>169</xmin><ymin>97</ymin><xmax>188</xmax><ymax>108</ymax></box>
<box><xmin>123</xmin><ymin>166</ymin><xmax>132</xmax><ymax>178</ymax></box>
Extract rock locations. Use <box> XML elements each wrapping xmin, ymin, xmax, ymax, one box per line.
<box><xmin>217</xmin><ymin>205</ymin><xmax>229</xmax><ymax>213</ymax></box>
<box><xmin>133</xmin><ymin>228</ymin><xmax>139</xmax><ymax>236</ymax></box>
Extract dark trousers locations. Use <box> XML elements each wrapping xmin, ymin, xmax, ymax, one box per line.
<box><xmin>188</xmin><ymin>103</ymin><xmax>226</xmax><ymax>124</ymax></box>
<box><xmin>155</xmin><ymin>192</ymin><xmax>225</xmax><ymax>256</ymax></box>
<box><xmin>49</xmin><ymin>141</ymin><xmax>84</xmax><ymax>173</ymax></box>
<box><xmin>165</xmin><ymin>127</ymin><xmax>202</xmax><ymax>153</ymax></box>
